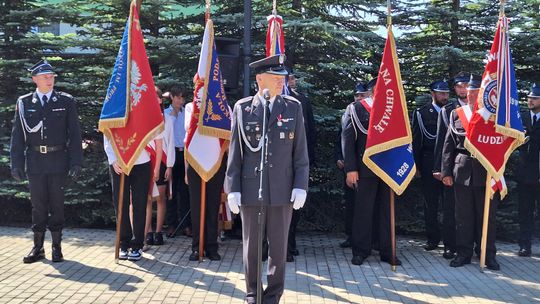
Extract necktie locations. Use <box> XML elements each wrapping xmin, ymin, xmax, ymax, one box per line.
<box><xmin>42</xmin><ymin>95</ymin><xmax>48</xmax><ymax>106</ymax></box>
<box><xmin>533</xmin><ymin>115</ymin><xmax>538</xmax><ymax>125</ymax></box>
<box><xmin>265</xmin><ymin>101</ymin><xmax>271</xmax><ymax>121</ymax></box>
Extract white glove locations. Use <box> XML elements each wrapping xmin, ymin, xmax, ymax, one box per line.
<box><xmin>290</xmin><ymin>188</ymin><xmax>307</xmax><ymax>210</ymax></box>
<box><xmin>227</xmin><ymin>192</ymin><xmax>242</xmax><ymax>214</ymax></box>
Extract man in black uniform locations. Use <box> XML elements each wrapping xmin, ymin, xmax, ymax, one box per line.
<box><xmin>516</xmin><ymin>83</ymin><xmax>540</xmax><ymax>257</ymax></box>
<box><xmin>10</xmin><ymin>60</ymin><xmax>83</xmax><ymax>263</ymax></box>
<box><xmin>341</xmin><ymin>85</ymin><xmax>401</xmax><ymax>266</ymax></box>
<box><xmin>336</xmin><ymin>82</ymin><xmax>370</xmax><ymax>249</ymax></box>
<box><xmin>412</xmin><ymin>80</ymin><xmax>450</xmax><ymax>251</ymax></box>
<box><xmin>441</xmin><ymin>75</ymin><xmax>500</xmax><ymax>270</ymax></box>
<box><xmin>285</xmin><ymin>69</ymin><xmax>316</xmax><ymax>262</ymax></box>
<box><xmin>433</xmin><ymin>72</ymin><xmax>470</xmax><ymax>259</ymax></box>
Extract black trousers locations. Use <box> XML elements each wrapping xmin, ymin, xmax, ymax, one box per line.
<box><xmin>28</xmin><ymin>173</ymin><xmax>67</xmax><ymax>232</ymax></box>
<box><xmin>351</xmin><ymin>177</ymin><xmax>391</xmax><ymax>258</ymax></box>
<box><xmin>442</xmin><ymin>185</ymin><xmax>456</xmax><ymax>250</ymax></box>
<box><xmin>110</xmin><ymin>162</ymin><xmax>150</xmax><ymax>251</ymax></box>
<box><xmin>166</xmin><ymin>149</ymin><xmax>191</xmax><ymax>229</ymax></box>
<box><xmin>342</xmin><ymin>173</ymin><xmax>355</xmax><ymax>238</ymax></box>
<box><xmin>187</xmin><ymin>158</ymin><xmax>226</xmax><ymax>254</ymax></box>
<box><xmin>420</xmin><ymin>173</ymin><xmax>443</xmax><ymax>245</ymax></box>
<box><xmin>518</xmin><ymin>182</ymin><xmax>540</xmax><ymax>249</ymax></box>
<box><xmin>454</xmin><ymin>184</ymin><xmax>499</xmax><ymax>259</ymax></box>
<box><xmin>287</xmin><ymin>206</ymin><xmax>302</xmax><ymax>253</ymax></box>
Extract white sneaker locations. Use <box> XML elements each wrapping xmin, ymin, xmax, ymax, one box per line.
<box><xmin>119</xmin><ymin>249</ymin><xmax>129</xmax><ymax>260</ymax></box>
<box><xmin>128</xmin><ymin>249</ymin><xmax>142</xmax><ymax>261</ymax></box>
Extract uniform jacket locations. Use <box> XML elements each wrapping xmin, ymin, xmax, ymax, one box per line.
<box><xmin>290</xmin><ymin>89</ymin><xmax>316</xmax><ymax>164</ymax></box>
<box><xmin>10</xmin><ymin>90</ymin><xmax>83</xmax><ymax>174</ymax></box>
<box><xmin>433</xmin><ymin>100</ymin><xmax>463</xmax><ymax>172</ymax></box>
<box><xmin>516</xmin><ymin>110</ymin><xmax>540</xmax><ymax>184</ymax></box>
<box><xmin>441</xmin><ymin>109</ymin><xmax>487</xmax><ymax>187</ymax></box>
<box><xmin>412</xmin><ymin>102</ymin><xmax>439</xmax><ymax>175</ymax></box>
<box><xmin>225</xmin><ymin>94</ymin><xmax>309</xmax><ymax>206</ymax></box>
<box><xmin>341</xmin><ymin>101</ymin><xmax>376</xmax><ymax>178</ymax></box>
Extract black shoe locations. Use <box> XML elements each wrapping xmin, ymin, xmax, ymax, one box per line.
<box><xmin>23</xmin><ymin>232</ymin><xmax>46</xmax><ymax>264</ymax></box>
<box><xmin>206</xmin><ymin>252</ymin><xmax>221</xmax><ymax>261</ymax></box>
<box><xmin>340</xmin><ymin>239</ymin><xmax>351</xmax><ymax>248</ymax></box>
<box><xmin>23</xmin><ymin>247</ymin><xmax>45</xmax><ymax>264</ymax></box>
<box><xmin>474</xmin><ymin>245</ymin><xmax>480</xmax><ymax>258</ymax></box>
<box><xmin>380</xmin><ymin>255</ymin><xmax>402</xmax><ymax>266</ymax></box>
<box><xmin>146</xmin><ymin>232</ymin><xmax>154</xmax><ymax>245</ymax></box>
<box><xmin>52</xmin><ymin>246</ymin><xmax>64</xmax><ymax>262</ymax></box>
<box><xmin>351</xmin><ymin>255</ymin><xmax>365</xmax><ymax>265</ymax></box>
<box><xmin>286</xmin><ymin>254</ymin><xmax>294</xmax><ymax>262</ymax></box>
<box><xmin>450</xmin><ymin>255</ymin><xmax>471</xmax><ymax>267</ymax></box>
<box><xmin>154</xmin><ymin>232</ymin><xmax>164</xmax><ymax>245</ymax></box>
<box><xmin>485</xmin><ymin>256</ymin><xmax>500</xmax><ymax>271</ymax></box>
<box><xmin>51</xmin><ymin>231</ymin><xmax>64</xmax><ymax>262</ymax></box>
<box><xmin>443</xmin><ymin>248</ymin><xmax>456</xmax><ymax>260</ymax></box>
<box><xmin>290</xmin><ymin>249</ymin><xmax>300</xmax><ymax>256</ymax></box>
<box><xmin>424</xmin><ymin>242</ymin><xmax>438</xmax><ymax>251</ymax></box>
<box><xmin>166</xmin><ymin>226</ymin><xmax>176</xmax><ymax>238</ymax></box>
<box><xmin>189</xmin><ymin>251</ymin><xmax>199</xmax><ymax>261</ymax></box>
<box><xmin>518</xmin><ymin>247</ymin><xmax>531</xmax><ymax>257</ymax></box>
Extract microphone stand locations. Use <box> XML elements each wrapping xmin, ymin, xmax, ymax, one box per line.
<box><xmin>256</xmin><ymin>91</ymin><xmax>270</xmax><ymax>304</ymax></box>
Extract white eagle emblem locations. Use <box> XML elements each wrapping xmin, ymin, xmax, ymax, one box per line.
<box><xmin>130</xmin><ymin>60</ymin><xmax>147</xmax><ymax>107</ymax></box>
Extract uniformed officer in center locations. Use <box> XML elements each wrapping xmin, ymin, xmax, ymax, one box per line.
<box><xmin>10</xmin><ymin>60</ymin><xmax>83</xmax><ymax>264</ymax></box>
<box><xmin>412</xmin><ymin>80</ymin><xmax>450</xmax><ymax>252</ymax></box>
<box><xmin>225</xmin><ymin>54</ymin><xmax>309</xmax><ymax>304</ymax></box>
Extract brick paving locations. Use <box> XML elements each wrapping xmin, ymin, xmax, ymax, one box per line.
<box><xmin>0</xmin><ymin>226</ymin><xmax>539</xmax><ymax>303</ymax></box>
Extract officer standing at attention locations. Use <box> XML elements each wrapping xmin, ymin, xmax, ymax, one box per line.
<box><xmin>432</xmin><ymin>72</ymin><xmax>470</xmax><ymax>259</ymax></box>
<box><xmin>412</xmin><ymin>80</ymin><xmax>450</xmax><ymax>252</ymax></box>
<box><xmin>441</xmin><ymin>74</ymin><xmax>500</xmax><ymax>270</ymax></box>
<box><xmin>516</xmin><ymin>83</ymin><xmax>540</xmax><ymax>257</ymax></box>
<box><xmin>10</xmin><ymin>60</ymin><xmax>83</xmax><ymax>263</ymax></box>
<box><xmin>341</xmin><ymin>79</ymin><xmax>402</xmax><ymax>266</ymax></box>
<box><xmin>285</xmin><ymin>68</ymin><xmax>316</xmax><ymax>262</ymax></box>
<box><xmin>336</xmin><ymin>82</ymin><xmax>370</xmax><ymax>249</ymax></box>
<box><xmin>225</xmin><ymin>54</ymin><xmax>309</xmax><ymax>304</ymax></box>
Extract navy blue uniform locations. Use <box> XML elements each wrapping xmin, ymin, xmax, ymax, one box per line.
<box><xmin>10</xmin><ymin>91</ymin><xmax>83</xmax><ymax>232</ymax></box>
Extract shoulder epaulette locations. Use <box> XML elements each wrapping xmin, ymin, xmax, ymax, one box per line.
<box><xmin>18</xmin><ymin>92</ymin><xmax>33</xmax><ymax>101</ymax></box>
<box><xmin>283</xmin><ymin>95</ymin><xmax>301</xmax><ymax>104</ymax></box>
<box><xmin>57</xmin><ymin>91</ymin><xmax>74</xmax><ymax>99</ymax></box>
<box><xmin>236</xmin><ymin>96</ymin><xmax>253</xmax><ymax>104</ymax></box>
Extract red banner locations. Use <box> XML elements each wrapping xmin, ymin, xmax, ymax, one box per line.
<box><xmin>101</xmin><ymin>2</ymin><xmax>164</xmax><ymax>175</ymax></box>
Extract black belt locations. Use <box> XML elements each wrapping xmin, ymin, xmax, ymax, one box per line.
<box><xmin>31</xmin><ymin>145</ymin><xmax>65</xmax><ymax>154</ymax></box>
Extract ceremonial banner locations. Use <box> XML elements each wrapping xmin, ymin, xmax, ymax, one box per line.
<box><xmin>99</xmin><ymin>1</ymin><xmax>164</xmax><ymax>175</ymax></box>
<box><xmin>362</xmin><ymin>25</ymin><xmax>416</xmax><ymax>195</ymax></box>
<box><xmin>464</xmin><ymin>15</ymin><xmax>524</xmax><ymax>198</ymax></box>
<box><xmin>266</xmin><ymin>14</ymin><xmax>285</xmax><ymax>57</ymax></box>
<box><xmin>185</xmin><ymin>19</ymin><xmax>231</xmax><ymax>182</ymax></box>
<box><xmin>266</xmin><ymin>13</ymin><xmax>289</xmax><ymax>96</ymax></box>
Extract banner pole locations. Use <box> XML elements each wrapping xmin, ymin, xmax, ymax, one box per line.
<box><xmin>205</xmin><ymin>0</ymin><xmax>211</xmax><ymax>22</ymax></box>
<box><xmin>479</xmin><ymin>174</ymin><xmax>492</xmax><ymax>271</ymax></box>
<box><xmin>390</xmin><ymin>189</ymin><xmax>397</xmax><ymax>272</ymax></box>
<box><xmin>199</xmin><ymin>180</ymin><xmax>207</xmax><ymax>261</ymax></box>
<box><xmin>114</xmin><ymin>173</ymin><xmax>125</xmax><ymax>262</ymax></box>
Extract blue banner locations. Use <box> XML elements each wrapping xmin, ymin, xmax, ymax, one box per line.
<box><xmin>198</xmin><ymin>34</ymin><xmax>231</xmax><ymax>139</ymax></box>
<box><xmin>99</xmin><ymin>19</ymin><xmax>130</xmax><ymax>131</ymax></box>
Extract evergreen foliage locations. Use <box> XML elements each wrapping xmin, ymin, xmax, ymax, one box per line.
<box><xmin>0</xmin><ymin>0</ymin><xmax>538</xmax><ymax>239</ymax></box>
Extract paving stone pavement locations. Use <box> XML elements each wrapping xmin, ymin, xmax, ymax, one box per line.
<box><xmin>0</xmin><ymin>226</ymin><xmax>539</xmax><ymax>304</ymax></box>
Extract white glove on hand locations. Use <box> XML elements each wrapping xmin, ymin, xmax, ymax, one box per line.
<box><xmin>227</xmin><ymin>192</ymin><xmax>242</xmax><ymax>214</ymax></box>
<box><xmin>290</xmin><ymin>188</ymin><xmax>307</xmax><ymax>210</ymax></box>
